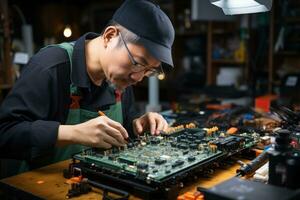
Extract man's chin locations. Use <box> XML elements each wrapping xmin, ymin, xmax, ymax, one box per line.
<box><xmin>107</xmin><ymin>81</ymin><xmax>128</xmax><ymax>91</ymax></box>
<box><xmin>116</xmin><ymin>85</ymin><xmax>127</xmax><ymax>91</ymax></box>
<box><xmin>107</xmin><ymin>78</ymin><xmax>136</xmax><ymax>91</ymax></box>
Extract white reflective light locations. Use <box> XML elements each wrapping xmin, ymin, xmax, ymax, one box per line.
<box><xmin>210</xmin><ymin>0</ymin><xmax>272</xmax><ymax>15</ymax></box>
<box><xmin>63</xmin><ymin>26</ymin><xmax>72</xmax><ymax>38</ymax></box>
<box><xmin>158</xmin><ymin>73</ymin><xmax>165</xmax><ymax>80</ymax></box>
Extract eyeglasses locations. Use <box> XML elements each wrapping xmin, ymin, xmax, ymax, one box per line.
<box><xmin>119</xmin><ymin>32</ymin><xmax>164</xmax><ymax>77</ymax></box>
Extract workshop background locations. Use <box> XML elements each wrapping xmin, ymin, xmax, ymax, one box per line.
<box><xmin>1</xmin><ymin>1</ymin><xmax>300</xmax><ymax>199</ymax></box>
<box><xmin>1</xmin><ymin>0</ymin><xmax>300</xmax><ymax>113</ymax></box>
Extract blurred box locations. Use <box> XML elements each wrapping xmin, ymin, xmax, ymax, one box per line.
<box><xmin>255</xmin><ymin>95</ymin><xmax>278</xmax><ymax>112</ymax></box>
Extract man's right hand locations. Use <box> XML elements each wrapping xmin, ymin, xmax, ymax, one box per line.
<box><xmin>57</xmin><ymin>116</ymin><xmax>128</xmax><ymax>149</ymax></box>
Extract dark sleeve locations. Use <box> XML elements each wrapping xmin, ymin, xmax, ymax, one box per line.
<box><xmin>122</xmin><ymin>87</ymin><xmax>139</xmax><ymax>138</ymax></box>
<box><xmin>0</xmin><ymin>59</ymin><xmax>60</xmax><ymax>159</ymax></box>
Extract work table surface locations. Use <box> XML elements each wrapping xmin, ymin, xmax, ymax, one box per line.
<box><xmin>0</xmin><ymin>159</ymin><xmax>243</xmax><ymax>199</ymax></box>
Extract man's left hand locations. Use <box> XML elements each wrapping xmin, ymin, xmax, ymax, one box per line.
<box><xmin>133</xmin><ymin>112</ymin><xmax>168</xmax><ymax>135</ymax></box>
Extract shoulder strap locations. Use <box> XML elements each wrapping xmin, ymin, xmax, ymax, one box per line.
<box><xmin>54</xmin><ymin>42</ymin><xmax>75</xmax><ymax>67</ymax></box>
<box><xmin>51</xmin><ymin>42</ymin><xmax>80</xmax><ymax>95</ymax></box>
<box><xmin>49</xmin><ymin>42</ymin><xmax>74</xmax><ymax>122</ymax></box>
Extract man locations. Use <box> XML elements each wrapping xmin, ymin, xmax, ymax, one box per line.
<box><xmin>0</xmin><ymin>0</ymin><xmax>175</xmax><ymax>171</ymax></box>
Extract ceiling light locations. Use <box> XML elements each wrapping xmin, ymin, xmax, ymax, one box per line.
<box><xmin>63</xmin><ymin>26</ymin><xmax>72</xmax><ymax>38</ymax></box>
<box><xmin>210</xmin><ymin>0</ymin><xmax>272</xmax><ymax>15</ymax></box>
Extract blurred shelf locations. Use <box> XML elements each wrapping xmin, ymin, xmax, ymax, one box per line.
<box><xmin>176</xmin><ymin>31</ymin><xmax>206</xmax><ymax>36</ymax></box>
<box><xmin>284</xmin><ymin>17</ymin><xmax>300</xmax><ymax>23</ymax></box>
<box><xmin>275</xmin><ymin>17</ymin><xmax>300</xmax><ymax>24</ymax></box>
<box><xmin>212</xmin><ymin>59</ymin><xmax>245</xmax><ymax>65</ymax></box>
<box><xmin>287</xmin><ymin>39</ymin><xmax>300</xmax><ymax>43</ymax></box>
<box><xmin>212</xmin><ymin>30</ymin><xmax>236</xmax><ymax>35</ymax></box>
<box><xmin>275</xmin><ymin>51</ymin><xmax>300</xmax><ymax>56</ymax></box>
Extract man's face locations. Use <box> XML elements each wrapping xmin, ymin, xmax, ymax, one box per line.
<box><xmin>101</xmin><ymin>29</ymin><xmax>161</xmax><ymax>90</ymax></box>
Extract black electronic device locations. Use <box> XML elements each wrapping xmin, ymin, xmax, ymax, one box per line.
<box><xmin>268</xmin><ymin>129</ymin><xmax>300</xmax><ymax>189</ymax></box>
<box><xmin>198</xmin><ymin>177</ymin><xmax>299</xmax><ymax>200</ymax></box>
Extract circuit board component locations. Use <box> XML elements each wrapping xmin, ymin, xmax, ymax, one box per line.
<box><xmin>73</xmin><ymin>127</ymin><xmax>259</xmax><ymax>184</ymax></box>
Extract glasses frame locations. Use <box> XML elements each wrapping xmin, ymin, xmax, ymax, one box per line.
<box><xmin>119</xmin><ymin>32</ymin><xmax>164</xmax><ymax>77</ymax></box>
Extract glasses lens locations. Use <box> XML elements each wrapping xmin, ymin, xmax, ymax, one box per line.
<box><xmin>131</xmin><ymin>63</ymin><xmax>146</xmax><ymax>72</ymax></box>
<box><xmin>144</xmin><ymin>69</ymin><xmax>159</xmax><ymax>77</ymax></box>
<box><xmin>145</xmin><ymin>64</ymin><xmax>165</xmax><ymax>77</ymax></box>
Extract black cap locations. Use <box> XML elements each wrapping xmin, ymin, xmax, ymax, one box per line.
<box><xmin>113</xmin><ymin>0</ymin><xmax>175</xmax><ymax>67</ymax></box>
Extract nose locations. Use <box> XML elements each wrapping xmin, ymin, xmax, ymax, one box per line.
<box><xmin>130</xmin><ymin>71</ymin><xmax>144</xmax><ymax>82</ymax></box>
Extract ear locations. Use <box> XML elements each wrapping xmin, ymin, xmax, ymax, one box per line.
<box><xmin>102</xmin><ymin>26</ymin><xmax>119</xmax><ymax>47</ymax></box>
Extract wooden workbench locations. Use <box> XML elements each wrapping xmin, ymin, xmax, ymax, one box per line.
<box><xmin>0</xmin><ymin>159</ymin><xmax>243</xmax><ymax>199</ymax></box>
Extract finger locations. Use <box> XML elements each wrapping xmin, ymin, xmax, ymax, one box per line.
<box><xmin>160</xmin><ymin>116</ymin><xmax>168</xmax><ymax>129</ymax></box>
<box><xmin>134</xmin><ymin>119</ymin><xmax>144</xmax><ymax>135</ymax></box>
<box><xmin>155</xmin><ymin>117</ymin><xmax>165</xmax><ymax>135</ymax></box>
<box><xmin>103</xmin><ymin>126</ymin><xmax>127</xmax><ymax>145</ymax></box>
<box><xmin>97</xmin><ymin>116</ymin><xmax>128</xmax><ymax>139</ymax></box>
<box><xmin>156</xmin><ymin>116</ymin><xmax>168</xmax><ymax>135</ymax></box>
<box><xmin>103</xmin><ymin>134</ymin><xmax>124</xmax><ymax>147</ymax></box>
<box><xmin>96</xmin><ymin>140</ymin><xmax>112</xmax><ymax>149</ymax></box>
<box><xmin>149</xmin><ymin>117</ymin><xmax>156</xmax><ymax>135</ymax></box>
<box><xmin>106</xmin><ymin>119</ymin><xmax>129</xmax><ymax>139</ymax></box>
<box><xmin>133</xmin><ymin>123</ymin><xmax>138</xmax><ymax>135</ymax></box>
<box><xmin>163</xmin><ymin>121</ymin><xmax>169</xmax><ymax>131</ymax></box>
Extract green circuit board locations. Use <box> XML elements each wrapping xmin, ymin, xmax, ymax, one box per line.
<box><xmin>73</xmin><ymin>127</ymin><xmax>260</xmax><ymax>184</ymax></box>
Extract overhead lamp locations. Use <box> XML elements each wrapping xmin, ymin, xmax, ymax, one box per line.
<box><xmin>63</xmin><ymin>25</ymin><xmax>72</xmax><ymax>38</ymax></box>
<box><xmin>210</xmin><ymin>0</ymin><xmax>273</xmax><ymax>15</ymax></box>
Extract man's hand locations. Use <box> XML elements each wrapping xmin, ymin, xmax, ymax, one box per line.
<box><xmin>57</xmin><ymin>116</ymin><xmax>128</xmax><ymax>149</ymax></box>
<box><xmin>133</xmin><ymin>112</ymin><xmax>168</xmax><ymax>135</ymax></box>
